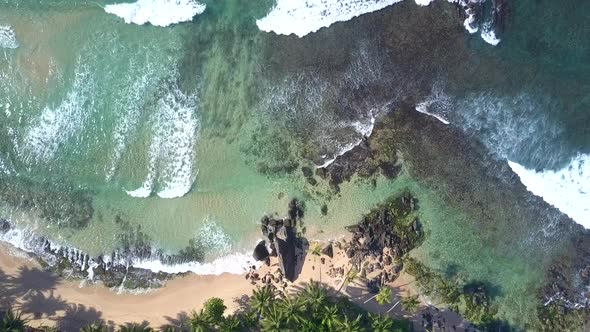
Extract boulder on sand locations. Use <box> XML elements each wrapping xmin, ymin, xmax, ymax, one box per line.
<box><xmin>253</xmin><ymin>240</ymin><xmax>270</xmax><ymax>261</ymax></box>
<box><xmin>276</xmin><ymin>226</ymin><xmax>297</xmax><ymax>281</ymax></box>
<box><xmin>321</xmin><ymin>243</ymin><xmax>334</xmax><ymax>258</ymax></box>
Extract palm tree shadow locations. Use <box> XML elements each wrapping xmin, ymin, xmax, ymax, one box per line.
<box><xmin>161</xmin><ymin>311</ymin><xmax>190</xmax><ymax>331</ymax></box>
<box><xmin>0</xmin><ymin>268</ymin><xmax>15</xmax><ymax>307</ymax></box>
<box><xmin>19</xmin><ymin>291</ymin><xmax>68</xmax><ymax>319</ymax></box>
<box><xmin>56</xmin><ymin>303</ymin><xmax>104</xmax><ymax>331</ymax></box>
<box><xmin>233</xmin><ymin>295</ymin><xmax>251</xmax><ymax>312</ymax></box>
<box><xmin>13</xmin><ymin>266</ymin><xmax>60</xmax><ymax>295</ymax></box>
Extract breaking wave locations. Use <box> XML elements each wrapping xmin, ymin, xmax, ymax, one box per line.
<box><xmin>257</xmin><ymin>0</ymin><xmax>500</xmax><ymax>45</ymax></box>
<box><xmin>126</xmin><ymin>82</ymin><xmax>199</xmax><ymax>199</ymax></box>
<box><xmin>0</xmin><ymin>25</ymin><xmax>18</xmax><ymax>49</ymax></box>
<box><xmin>0</xmin><ymin>222</ymin><xmax>256</xmax><ymax>277</ymax></box>
<box><xmin>509</xmin><ymin>154</ymin><xmax>590</xmax><ymax>228</ymax></box>
<box><xmin>256</xmin><ymin>0</ymin><xmax>403</xmax><ymax>37</ymax></box>
<box><xmin>104</xmin><ymin>0</ymin><xmax>206</xmax><ymax>27</ymax></box>
<box><xmin>454</xmin><ymin>92</ymin><xmax>590</xmax><ymax>227</ymax></box>
<box><xmin>21</xmin><ymin>62</ymin><xmax>96</xmax><ymax>163</ymax></box>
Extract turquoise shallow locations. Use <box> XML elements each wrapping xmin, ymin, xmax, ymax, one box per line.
<box><xmin>1</xmin><ymin>0</ymin><xmax>589</xmax><ymax>328</ymax></box>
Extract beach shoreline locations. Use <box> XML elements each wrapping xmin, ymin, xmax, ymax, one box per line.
<box><xmin>0</xmin><ymin>233</ymin><xmax>474</xmax><ymax>331</ymax></box>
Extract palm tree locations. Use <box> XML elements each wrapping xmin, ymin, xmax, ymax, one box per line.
<box><xmin>338</xmin><ymin>268</ymin><xmax>358</xmax><ymax>292</ymax></box>
<box><xmin>81</xmin><ymin>322</ymin><xmax>107</xmax><ymax>332</ymax></box>
<box><xmin>320</xmin><ymin>305</ymin><xmax>340</xmax><ymax>330</ymax></box>
<box><xmin>375</xmin><ymin>287</ymin><xmax>392</xmax><ymax>305</ymax></box>
<box><xmin>1</xmin><ymin>309</ymin><xmax>26</xmax><ymax>332</ymax></box>
<box><xmin>338</xmin><ymin>315</ymin><xmax>364</xmax><ymax>332</ymax></box>
<box><xmin>251</xmin><ymin>285</ymin><xmax>276</xmax><ymax>318</ymax></box>
<box><xmin>118</xmin><ymin>324</ymin><xmax>153</xmax><ymax>332</ymax></box>
<box><xmin>278</xmin><ymin>296</ymin><xmax>305</xmax><ymax>326</ymax></box>
<box><xmin>302</xmin><ymin>281</ymin><xmax>329</xmax><ymax>311</ymax></box>
<box><xmin>401</xmin><ymin>294</ymin><xmax>420</xmax><ymax>314</ymax></box>
<box><xmin>369</xmin><ymin>313</ymin><xmax>394</xmax><ymax>332</ymax></box>
<box><xmin>260</xmin><ymin>305</ymin><xmax>284</xmax><ymax>332</ymax></box>
<box><xmin>310</xmin><ymin>242</ymin><xmax>322</xmax><ymax>282</ymax></box>
<box><xmin>190</xmin><ymin>309</ymin><xmax>212</xmax><ymax>332</ymax></box>
<box><xmin>219</xmin><ymin>315</ymin><xmax>241</xmax><ymax>332</ymax></box>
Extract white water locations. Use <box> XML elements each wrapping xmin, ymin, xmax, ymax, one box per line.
<box><xmin>0</xmin><ymin>25</ymin><xmax>18</xmax><ymax>49</ymax></box>
<box><xmin>131</xmin><ymin>252</ymin><xmax>257</xmax><ymax>275</ymax></box>
<box><xmin>316</xmin><ymin>116</ymin><xmax>376</xmax><ymax>168</ymax></box>
<box><xmin>104</xmin><ymin>0</ymin><xmax>206</xmax><ymax>27</ymax></box>
<box><xmin>509</xmin><ymin>154</ymin><xmax>590</xmax><ymax>228</ymax></box>
<box><xmin>21</xmin><ymin>63</ymin><xmax>95</xmax><ymax>163</ymax></box>
<box><xmin>481</xmin><ymin>20</ymin><xmax>500</xmax><ymax>45</ymax></box>
<box><xmin>256</xmin><ymin>0</ymin><xmax>403</xmax><ymax>37</ymax></box>
<box><xmin>127</xmin><ymin>83</ymin><xmax>199</xmax><ymax>199</ymax></box>
<box><xmin>0</xmin><ymin>224</ymin><xmax>258</xmax><ymax>276</ymax></box>
<box><xmin>257</xmin><ymin>0</ymin><xmax>499</xmax><ymax>46</ymax></box>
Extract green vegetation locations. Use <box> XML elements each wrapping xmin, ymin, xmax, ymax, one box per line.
<box><xmin>404</xmin><ymin>257</ymin><xmax>498</xmax><ymax>327</ymax></box>
<box><xmin>21</xmin><ymin>282</ymin><xmax>408</xmax><ymax>332</ymax></box>
<box><xmin>375</xmin><ymin>287</ymin><xmax>392</xmax><ymax>306</ymax></box>
<box><xmin>537</xmin><ymin>302</ymin><xmax>588</xmax><ymax>332</ymax></box>
<box><xmin>400</xmin><ymin>295</ymin><xmax>420</xmax><ymax>314</ymax></box>
<box><xmin>1</xmin><ymin>309</ymin><xmax>26</xmax><ymax>332</ymax></box>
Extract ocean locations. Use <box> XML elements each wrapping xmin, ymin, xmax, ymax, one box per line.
<box><xmin>1</xmin><ymin>0</ymin><xmax>589</xmax><ymax>327</ymax></box>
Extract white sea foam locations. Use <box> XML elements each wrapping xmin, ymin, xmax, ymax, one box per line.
<box><xmin>0</xmin><ymin>224</ymin><xmax>257</xmax><ymax>276</ymax></box>
<box><xmin>22</xmin><ymin>63</ymin><xmax>95</xmax><ymax>163</ymax></box>
<box><xmin>107</xmin><ymin>70</ymin><xmax>153</xmax><ymax>181</ymax></box>
<box><xmin>509</xmin><ymin>155</ymin><xmax>590</xmax><ymax>228</ymax></box>
<box><xmin>0</xmin><ymin>26</ymin><xmax>18</xmax><ymax>49</ymax></box>
<box><xmin>104</xmin><ymin>0</ymin><xmax>206</xmax><ymax>27</ymax></box>
<box><xmin>127</xmin><ymin>83</ymin><xmax>199</xmax><ymax>199</ymax></box>
<box><xmin>256</xmin><ymin>0</ymin><xmax>500</xmax><ymax>47</ymax></box>
<box><xmin>131</xmin><ymin>252</ymin><xmax>257</xmax><ymax>275</ymax></box>
<box><xmin>256</xmin><ymin>0</ymin><xmax>403</xmax><ymax>37</ymax></box>
<box><xmin>481</xmin><ymin>21</ymin><xmax>500</xmax><ymax>46</ymax></box>
<box><xmin>415</xmin><ymin>102</ymin><xmax>450</xmax><ymax>124</ymax></box>
<box><xmin>316</xmin><ymin>115</ymin><xmax>376</xmax><ymax>168</ymax></box>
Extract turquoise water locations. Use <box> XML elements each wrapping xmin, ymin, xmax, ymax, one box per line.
<box><xmin>1</xmin><ymin>0</ymin><xmax>589</xmax><ymax>328</ymax></box>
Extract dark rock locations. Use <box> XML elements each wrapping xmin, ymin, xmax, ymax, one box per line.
<box><xmin>0</xmin><ymin>219</ymin><xmax>10</xmax><ymax>233</ymax></box>
<box><xmin>301</xmin><ymin>166</ymin><xmax>314</xmax><ymax>178</ymax></box>
<box><xmin>306</xmin><ymin>177</ymin><xmax>318</xmax><ymax>186</ymax></box>
<box><xmin>345</xmin><ymin>224</ymin><xmax>361</xmax><ymax>233</ymax></box>
<box><xmin>367</xmin><ymin>278</ymin><xmax>380</xmax><ymax>294</ymax></box>
<box><xmin>288</xmin><ymin>198</ymin><xmax>305</xmax><ymax>220</ymax></box>
<box><xmin>321</xmin><ymin>243</ymin><xmax>334</xmax><ymax>258</ymax></box>
<box><xmin>321</xmin><ymin>204</ymin><xmax>328</xmax><ymax>216</ymax></box>
<box><xmin>383</xmin><ymin>255</ymin><xmax>392</xmax><ymax>266</ymax></box>
<box><xmin>276</xmin><ymin>226</ymin><xmax>298</xmax><ymax>281</ymax></box>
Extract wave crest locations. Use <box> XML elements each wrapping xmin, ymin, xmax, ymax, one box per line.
<box><xmin>105</xmin><ymin>0</ymin><xmax>206</xmax><ymax>27</ymax></box>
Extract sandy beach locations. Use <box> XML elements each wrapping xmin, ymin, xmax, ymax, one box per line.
<box><xmin>0</xmin><ymin>239</ymin><xmax>473</xmax><ymax>331</ymax></box>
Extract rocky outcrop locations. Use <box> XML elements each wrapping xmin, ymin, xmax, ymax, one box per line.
<box><xmin>259</xmin><ymin>198</ymin><xmax>306</xmax><ymax>282</ymax></box>
<box><xmin>342</xmin><ymin>194</ymin><xmax>422</xmax><ymax>288</ymax></box>
<box><xmin>253</xmin><ymin>240</ymin><xmax>270</xmax><ymax>262</ymax></box>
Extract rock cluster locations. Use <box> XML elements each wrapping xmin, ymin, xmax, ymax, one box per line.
<box><xmin>341</xmin><ymin>194</ymin><xmax>422</xmax><ymax>291</ymax></box>
<box><xmin>255</xmin><ymin>199</ymin><xmax>306</xmax><ymax>282</ymax></box>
